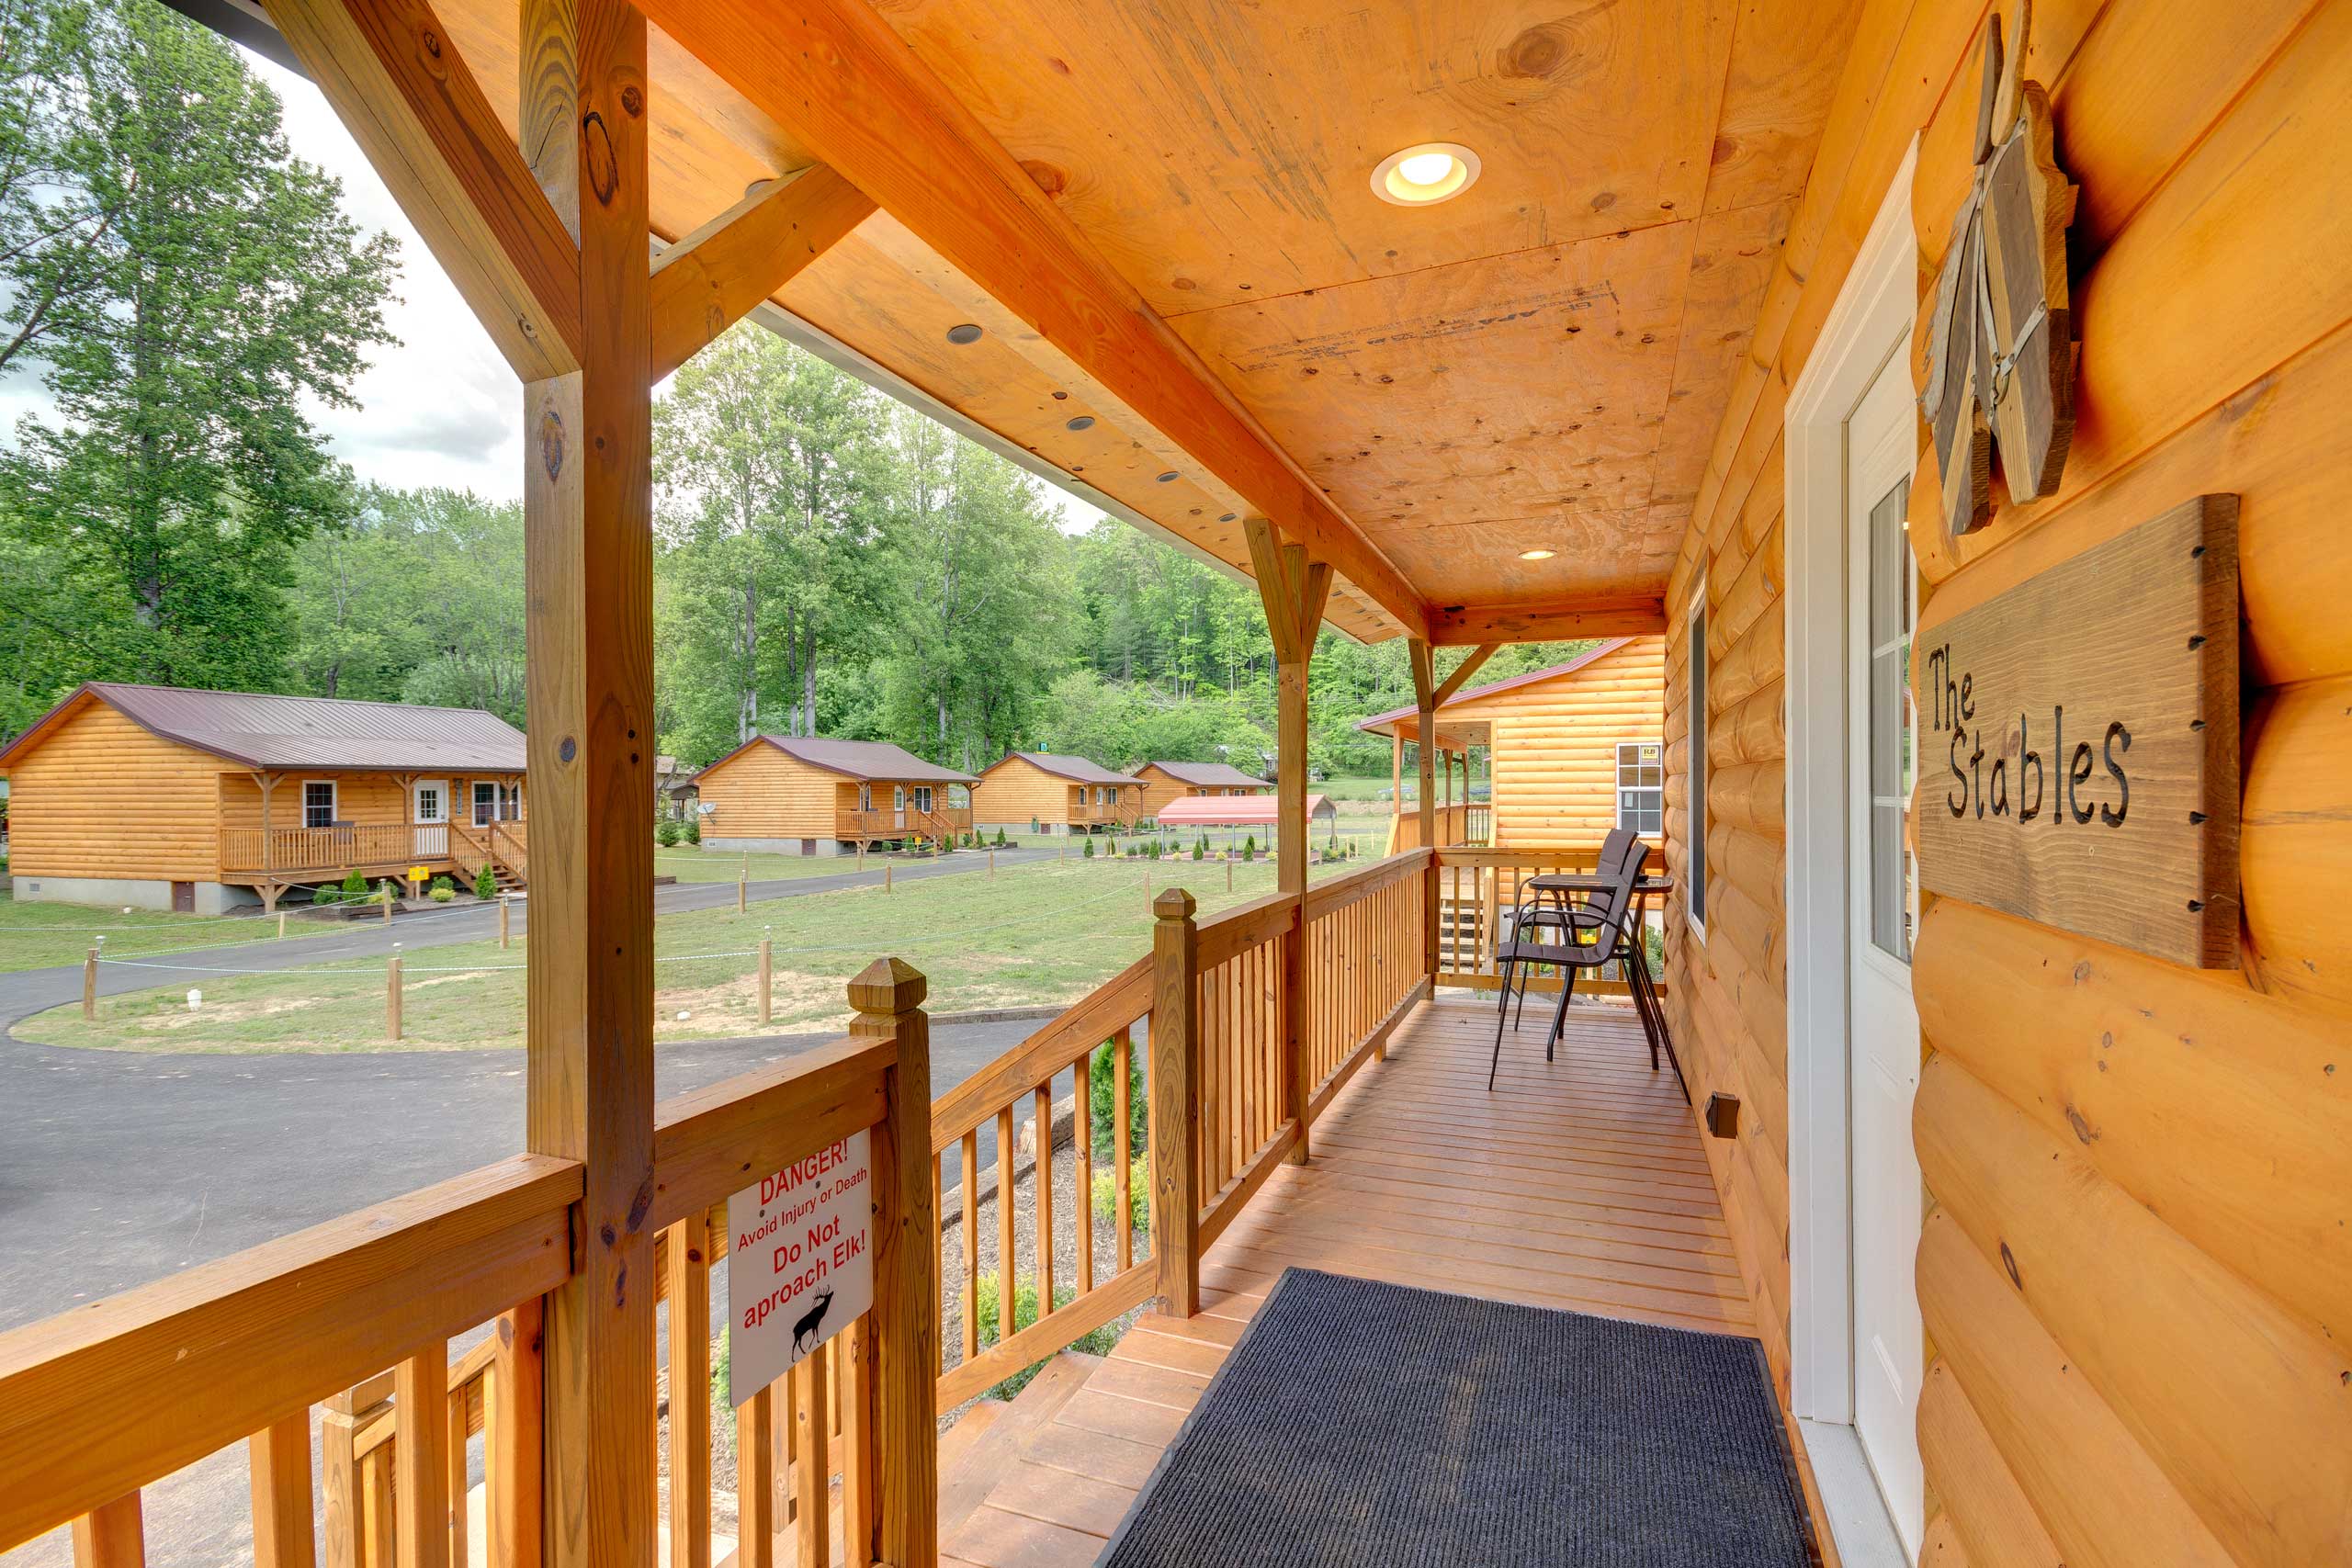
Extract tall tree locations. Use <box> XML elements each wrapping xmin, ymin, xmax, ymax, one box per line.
<box><xmin>0</xmin><ymin>0</ymin><xmax>397</xmax><ymax>695</ymax></box>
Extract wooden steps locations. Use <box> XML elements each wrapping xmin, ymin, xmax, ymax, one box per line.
<box><xmin>939</xmin><ymin>1351</ymin><xmax>1102</xmax><ymax>1545</ymax></box>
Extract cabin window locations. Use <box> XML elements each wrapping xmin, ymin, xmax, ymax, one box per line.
<box><xmin>1867</xmin><ymin>478</ymin><xmax>1917</xmax><ymax>962</ymax></box>
<box><xmin>501</xmin><ymin>783</ymin><xmax>521</xmax><ymax>821</ymax></box>
<box><xmin>474</xmin><ymin>782</ymin><xmax>497</xmax><ymax>826</ymax></box>
<box><xmin>1688</xmin><ymin>593</ymin><xmax>1709</xmax><ymax>935</ymax></box>
<box><xmin>1615</xmin><ymin>742</ymin><xmax>1665</xmax><ymax>835</ymax></box>
<box><xmin>858</xmin><ymin>784</ymin><xmax>873</xmax><ymax>812</ymax></box>
<box><xmin>912</xmin><ymin>785</ymin><xmax>933</xmax><ymax>814</ymax></box>
<box><xmin>303</xmin><ymin>780</ymin><xmax>337</xmax><ymax>829</ymax></box>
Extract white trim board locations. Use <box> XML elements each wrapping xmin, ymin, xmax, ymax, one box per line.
<box><xmin>1781</xmin><ymin>130</ymin><xmax>1919</xmax><ymax>1552</ymax></box>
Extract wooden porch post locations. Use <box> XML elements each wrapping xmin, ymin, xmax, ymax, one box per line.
<box><xmin>1410</xmin><ymin>641</ymin><xmax>1439</xmax><ymax>980</ymax></box>
<box><xmin>1244</xmin><ymin>519</ymin><xmax>1330</xmax><ymax>1163</ymax></box>
<box><xmin>1150</xmin><ymin>890</ymin><xmax>1202</xmax><ymax>1315</ymax></box>
<box><xmin>518</xmin><ymin>5</ymin><xmax>658</xmax><ymax>1566</ymax></box>
<box><xmin>846</xmin><ymin>958</ymin><xmax>937</xmax><ymax>1568</ymax></box>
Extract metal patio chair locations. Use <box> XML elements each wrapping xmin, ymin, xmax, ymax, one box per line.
<box><xmin>1487</xmin><ymin>839</ymin><xmax>1650</xmax><ymax>1091</ymax></box>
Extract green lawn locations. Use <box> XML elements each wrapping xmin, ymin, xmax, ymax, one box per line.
<box><xmin>650</xmin><ymin>841</ymin><xmax>934</xmax><ymax>884</ymax></box>
<box><xmin>19</xmin><ymin>851</ymin><xmax>1365</xmax><ymax>1054</ymax></box>
<box><xmin>0</xmin><ymin>885</ymin><xmax>354</xmax><ymax>974</ymax></box>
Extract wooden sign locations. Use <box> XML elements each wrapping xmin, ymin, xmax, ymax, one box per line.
<box><xmin>1919</xmin><ymin>1</ymin><xmax>2079</xmax><ymax>544</ymax></box>
<box><xmin>1914</xmin><ymin>496</ymin><xmax>2241</xmax><ymax>967</ymax></box>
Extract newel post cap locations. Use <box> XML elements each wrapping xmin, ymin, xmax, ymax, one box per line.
<box><xmin>1152</xmin><ymin>888</ymin><xmax>1197</xmax><ymax>922</ymax></box>
<box><xmin>848</xmin><ymin>955</ymin><xmax>927</xmax><ymax>1017</ymax></box>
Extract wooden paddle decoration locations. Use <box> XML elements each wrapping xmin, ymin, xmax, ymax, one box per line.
<box><xmin>1919</xmin><ymin>1</ymin><xmax>2078</xmax><ymax>543</ymax></box>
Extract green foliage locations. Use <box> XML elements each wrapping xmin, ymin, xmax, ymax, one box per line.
<box><xmin>1081</xmin><ymin>837</ymin><xmax>1094</xmax><ymax>859</ymax></box>
<box><xmin>430</xmin><ymin>874</ymin><xmax>454</xmax><ymax>894</ymax></box>
<box><xmin>1087</xmin><ymin>1036</ymin><xmax>1149</xmax><ymax>1159</ymax></box>
<box><xmin>683</xmin><ymin>817</ymin><xmax>700</xmax><ymax>844</ymax></box>
<box><xmin>971</xmin><ymin>1270</ymin><xmax>1121</xmax><ymax>1400</ymax></box>
<box><xmin>1090</xmin><ymin>1158</ymin><xmax>1151</xmax><ymax>1237</ymax></box>
<box><xmin>993</xmin><ymin>826</ymin><xmax>1007</xmax><ymax>846</ymax></box>
<box><xmin>0</xmin><ymin>0</ymin><xmax>397</xmax><ymax>710</ymax></box>
<box><xmin>1242</xmin><ymin>834</ymin><xmax>1256</xmax><ymax>863</ymax></box>
<box><xmin>429</xmin><ymin>886</ymin><xmax>455</xmax><ymax>903</ymax></box>
<box><xmin>656</xmin><ymin>820</ymin><xmax>681</xmax><ymax>848</ymax></box>
<box><xmin>1191</xmin><ymin>839</ymin><xmax>1204</xmax><ymax>862</ymax></box>
<box><xmin>474</xmin><ymin>864</ymin><xmax>498</xmax><ymax>901</ymax></box>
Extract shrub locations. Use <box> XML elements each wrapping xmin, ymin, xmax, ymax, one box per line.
<box><xmin>1191</xmin><ymin>840</ymin><xmax>1203</xmax><ymax>862</ymax></box>
<box><xmin>1029</xmin><ymin>817</ymin><xmax>1039</xmax><ymax>834</ymax></box>
<box><xmin>1090</xmin><ymin>1157</ymin><xmax>1151</xmax><ymax>1237</ymax></box>
<box><xmin>1087</xmin><ymin>1036</ymin><xmax>1150</xmax><ymax>1157</ymax></box>
<box><xmin>475</xmin><ymin>863</ymin><xmax>499</xmax><ymax>900</ymax></box>
<box><xmin>429</xmin><ymin>886</ymin><xmax>456</xmax><ymax>903</ymax></box>
<box><xmin>993</xmin><ymin>826</ymin><xmax>1007</xmax><ymax>845</ymax></box>
<box><xmin>683</xmin><ymin>817</ymin><xmax>700</xmax><ymax>844</ymax></box>
<box><xmin>430</xmin><ymin>874</ymin><xmax>454</xmax><ymax>894</ymax></box>
<box><xmin>1242</xmin><ymin>834</ymin><xmax>1256</xmax><ymax>863</ymax></box>
<box><xmin>656</xmin><ymin>819</ymin><xmax>681</xmax><ymax>848</ymax></box>
<box><xmin>971</xmin><ymin>1271</ymin><xmax>1120</xmax><ymax>1399</ymax></box>
<box><xmin>1082</xmin><ymin>837</ymin><xmax>1094</xmax><ymax>859</ymax></box>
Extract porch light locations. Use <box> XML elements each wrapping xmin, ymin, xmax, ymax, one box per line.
<box><xmin>944</xmin><ymin>322</ymin><xmax>982</xmax><ymax>344</ymax></box>
<box><xmin>1519</xmin><ymin>548</ymin><xmax>1555</xmax><ymax>560</ymax></box>
<box><xmin>1372</xmin><ymin>142</ymin><xmax>1479</xmax><ymax>206</ymax></box>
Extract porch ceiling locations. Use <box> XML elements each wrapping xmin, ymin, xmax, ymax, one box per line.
<box><xmin>406</xmin><ymin>0</ymin><xmax>1855</xmax><ymax>638</ymax></box>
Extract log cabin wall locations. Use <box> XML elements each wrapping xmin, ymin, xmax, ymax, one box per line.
<box><xmin>1447</xmin><ymin>637</ymin><xmax>1664</xmax><ymax>848</ymax></box>
<box><xmin>4</xmin><ymin>702</ymin><xmax>222</xmax><ymax>882</ymax></box>
<box><xmin>694</xmin><ymin>741</ymin><xmax>847</xmax><ymax>840</ymax></box>
<box><xmin>1660</xmin><ymin>1</ymin><xmax>2352</xmax><ymax>1562</ymax></box>
<box><xmin>969</xmin><ymin>755</ymin><xmax>1074</xmax><ymax>828</ymax></box>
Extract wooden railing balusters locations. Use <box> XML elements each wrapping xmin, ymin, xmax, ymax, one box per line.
<box><xmin>1073</xmin><ymin>1050</ymin><xmax>1094</xmax><ymax>1297</ymax></box>
<box><xmin>71</xmin><ymin>1494</ymin><xmax>144</xmax><ymax>1568</ymax></box>
<box><xmin>1034</xmin><ymin>1079</ymin><xmax>1055</xmax><ymax>1316</ymax></box>
<box><xmin>1113</xmin><ymin>1026</ymin><xmax>1135</xmax><ymax>1273</ymax></box>
<box><xmin>996</xmin><ymin>1105</ymin><xmax>1017</xmax><ymax>1345</ymax></box>
<box><xmin>249</xmin><ymin>1414</ymin><xmax>313</xmax><ymax>1568</ymax></box>
<box><xmin>392</xmin><ymin>1349</ymin><xmax>449</xmax><ymax>1568</ymax></box>
<box><xmin>738</xmin><ymin>1386</ymin><xmax>775</xmax><ymax>1568</ymax></box>
<box><xmin>958</xmin><ymin>1131</ymin><xmax>979</xmax><ymax>1362</ymax></box>
<box><xmin>664</xmin><ymin>1212</ymin><xmax>712</xmax><ymax>1568</ymax></box>
<box><xmin>791</xmin><ymin>1351</ymin><xmax>829</xmax><ymax>1568</ymax></box>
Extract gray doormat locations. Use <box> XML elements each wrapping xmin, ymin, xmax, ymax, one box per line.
<box><xmin>1100</xmin><ymin>1269</ymin><xmax>1816</xmax><ymax>1567</ymax></box>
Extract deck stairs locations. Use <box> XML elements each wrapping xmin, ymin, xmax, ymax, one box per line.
<box><xmin>938</xmin><ymin>1350</ymin><xmax>1103</xmax><ymax>1545</ymax></box>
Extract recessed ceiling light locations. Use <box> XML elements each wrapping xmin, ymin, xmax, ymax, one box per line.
<box><xmin>1519</xmin><ymin>548</ymin><xmax>1555</xmax><ymax>560</ymax></box>
<box><xmin>1372</xmin><ymin>142</ymin><xmax>1479</xmax><ymax>207</ymax></box>
<box><xmin>1156</xmin><ymin>470</ymin><xmax>1180</xmax><ymax>483</ymax></box>
<box><xmin>1217</xmin><ymin>513</ymin><xmax>1237</xmax><ymax>523</ymax></box>
<box><xmin>1067</xmin><ymin>415</ymin><xmax>1094</xmax><ymax>431</ymax></box>
<box><xmin>945</xmin><ymin>323</ymin><xmax>983</xmax><ymax>344</ymax></box>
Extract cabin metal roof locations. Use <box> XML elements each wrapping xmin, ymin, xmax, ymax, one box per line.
<box><xmin>995</xmin><ymin>750</ymin><xmax>1136</xmax><ymax>786</ymax></box>
<box><xmin>1354</xmin><ymin>639</ymin><xmax>1634</xmax><ymax>739</ymax></box>
<box><xmin>1138</xmin><ymin>761</ymin><xmax>1271</xmax><ymax>788</ymax></box>
<box><xmin>0</xmin><ymin>682</ymin><xmax>526</xmax><ymax>773</ymax></box>
<box><xmin>751</xmin><ymin>735</ymin><xmax>979</xmax><ymax>784</ymax></box>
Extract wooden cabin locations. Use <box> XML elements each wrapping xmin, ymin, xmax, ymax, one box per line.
<box><xmin>0</xmin><ymin>682</ymin><xmax>526</xmax><ymax>912</ymax></box>
<box><xmin>692</xmin><ymin>735</ymin><xmax>974</xmax><ymax>853</ymax></box>
<box><xmin>1358</xmin><ymin>637</ymin><xmax>1666</xmax><ymax>852</ymax></box>
<box><xmin>969</xmin><ymin>750</ymin><xmax>1139</xmax><ymax>835</ymax></box>
<box><xmin>1128</xmin><ymin>760</ymin><xmax>1271</xmax><ymax>823</ymax></box>
<box><xmin>10</xmin><ymin>6</ymin><xmax>2343</xmax><ymax>1568</ymax></box>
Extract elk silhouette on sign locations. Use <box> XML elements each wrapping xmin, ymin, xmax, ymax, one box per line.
<box><xmin>793</xmin><ymin>1285</ymin><xmax>836</xmax><ymax>1357</ymax></box>
<box><xmin>1920</xmin><ymin>0</ymin><xmax>2079</xmax><ymax>545</ymax></box>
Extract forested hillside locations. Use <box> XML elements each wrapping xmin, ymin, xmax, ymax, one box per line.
<box><xmin>0</xmin><ymin>0</ymin><xmax>1589</xmax><ymax>778</ymax></box>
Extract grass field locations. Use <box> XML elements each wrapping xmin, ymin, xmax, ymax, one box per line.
<box><xmin>19</xmin><ymin>852</ymin><xmax>1363</xmax><ymax>1054</ymax></box>
<box><xmin>0</xmin><ymin>886</ymin><xmax>361</xmax><ymax>974</ymax></box>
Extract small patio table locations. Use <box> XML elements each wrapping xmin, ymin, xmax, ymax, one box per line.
<box><xmin>1521</xmin><ymin>869</ymin><xmax>1683</xmax><ymax>1100</ymax></box>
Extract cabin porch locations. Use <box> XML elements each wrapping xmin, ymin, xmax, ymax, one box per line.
<box><xmin>935</xmin><ymin>996</ymin><xmax>1764</xmax><ymax>1567</ymax></box>
<box><xmin>217</xmin><ymin>770</ymin><xmax>529</xmax><ymax>907</ymax></box>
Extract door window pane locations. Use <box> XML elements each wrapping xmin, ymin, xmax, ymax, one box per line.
<box><xmin>1615</xmin><ymin>741</ymin><xmax>1664</xmax><ymax>836</ymax></box>
<box><xmin>1867</xmin><ymin>477</ymin><xmax>1916</xmax><ymax>962</ymax></box>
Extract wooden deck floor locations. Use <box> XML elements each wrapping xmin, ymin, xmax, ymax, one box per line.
<box><xmin>940</xmin><ymin>997</ymin><xmax>1763</xmax><ymax>1568</ymax></box>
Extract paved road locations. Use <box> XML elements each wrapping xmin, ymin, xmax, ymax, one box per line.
<box><xmin>0</xmin><ymin>845</ymin><xmax>1080</xmax><ymax>1567</ymax></box>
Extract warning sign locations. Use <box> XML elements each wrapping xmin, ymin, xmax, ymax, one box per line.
<box><xmin>726</xmin><ymin>1129</ymin><xmax>873</xmax><ymax>1405</ymax></box>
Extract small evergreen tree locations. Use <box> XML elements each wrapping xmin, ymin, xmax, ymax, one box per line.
<box><xmin>1082</xmin><ymin>837</ymin><xmax>1094</xmax><ymax>859</ymax></box>
<box><xmin>475</xmin><ymin>863</ymin><xmax>498</xmax><ymax>900</ymax></box>
<box><xmin>994</xmin><ymin>825</ymin><xmax>1007</xmax><ymax>845</ymax></box>
<box><xmin>1242</xmin><ymin>834</ymin><xmax>1256</xmax><ymax>863</ymax></box>
<box><xmin>684</xmin><ymin>817</ymin><xmax>701</xmax><ymax>844</ymax></box>
<box><xmin>656</xmin><ymin>819</ymin><xmax>681</xmax><ymax>847</ymax></box>
<box><xmin>1192</xmin><ymin>838</ymin><xmax>1203</xmax><ymax>861</ymax></box>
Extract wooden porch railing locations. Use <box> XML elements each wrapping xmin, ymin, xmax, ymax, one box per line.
<box><xmin>835</xmin><ymin>806</ymin><xmax>973</xmax><ymax>842</ymax></box>
<box><xmin>1430</xmin><ymin>845</ymin><xmax>1665</xmax><ymax>1000</ymax></box>
<box><xmin>220</xmin><ymin>823</ymin><xmax>424</xmax><ymax>876</ymax></box>
<box><xmin>1383</xmin><ymin>803</ymin><xmax>1487</xmax><ymax>854</ymax></box>
<box><xmin>0</xmin><ymin>969</ymin><xmax>936</xmax><ymax>1568</ymax></box>
<box><xmin>929</xmin><ymin>953</ymin><xmax>1155</xmax><ymax>1408</ymax></box>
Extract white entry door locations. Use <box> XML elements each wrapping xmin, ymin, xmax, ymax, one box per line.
<box><xmin>892</xmin><ymin>784</ymin><xmax>906</xmax><ymax>829</ymax></box>
<box><xmin>1844</xmin><ymin>344</ymin><xmax>1924</xmax><ymax>1547</ymax></box>
<box><xmin>413</xmin><ymin>778</ymin><xmax>449</xmax><ymax>859</ymax></box>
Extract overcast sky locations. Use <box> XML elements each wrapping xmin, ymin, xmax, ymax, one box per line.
<box><xmin>0</xmin><ymin>38</ymin><xmax>1103</xmax><ymax>530</ymax></box>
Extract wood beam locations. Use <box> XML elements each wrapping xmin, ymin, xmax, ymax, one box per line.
<box><xmin>648</xmin><ymin>164</ymin><xmax>876</xmax><ymax>382</ymax></box>
<box><xmin>517</xmin><ymin>2</ymin><xmax>656</xmax><ymax>1566</ymax></box>
<box><xmin>1410</xmin><ymin>640</ymin><xmax>1440</xmax><ymax>977</ymax></box>
<box><xmin>1430</xmin><ymin>643</ymin><xmax>1502</xmax><ymax>708</ymax></box>
<box><xmin>628</xmin><ymin>0</ymin><xmax>1427</xmax><ymax>640</ymax></box>
<box><xmin>266</xmin><ymin>0</ymin><xmax>582</xmax><ymax>381</ymax></box>
<box><xmin>1429</xmin><ymin>597</ymin><xmax>1666</xmax><ymax>645</ymax></box>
